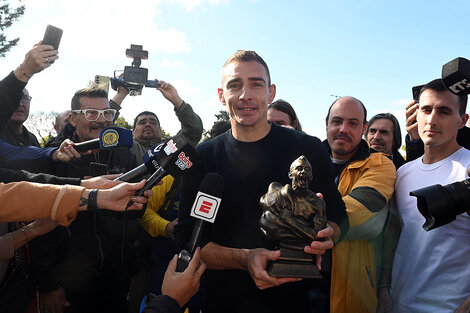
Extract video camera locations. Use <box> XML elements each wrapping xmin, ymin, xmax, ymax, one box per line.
<box><xmin>110</xmin><ymin>44</ymin><xmax>159</xmax><ymax>96</ymax></box>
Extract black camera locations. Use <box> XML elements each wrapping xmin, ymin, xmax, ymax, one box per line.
<box><xmin>110</xmin><ymin>44</ymin><xmax>159</xmax><ymax>96</ymax></box>
<box><xmin>410</xmin><ymin>178</ymin><xmax>470</xmax><ymax>231</ymax></box>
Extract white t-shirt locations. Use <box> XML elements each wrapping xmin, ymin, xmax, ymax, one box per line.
<box><xmin>390</xmin><ymin>147</ymin><xmax>470</xmax><ymax>313</ymax></box>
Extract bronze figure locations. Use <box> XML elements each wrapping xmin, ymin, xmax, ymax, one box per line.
<box><xmin>259</xmin><ymin>155</ymin><xmax>327</xmax><ymax>278</ymax></box>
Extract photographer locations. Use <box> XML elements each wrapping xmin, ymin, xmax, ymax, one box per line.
<box><xmin>378</xmin><ymin>79</ymin><xmax>470</xmax><ymax>313</ymax></box>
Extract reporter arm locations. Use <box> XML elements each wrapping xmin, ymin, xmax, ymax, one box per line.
<box><xmin>174</xmin><ymin>101</ymin><xmax>204</xmax><ymax>147</ymax></box>
<box><xmin>0</xmin><ymin>220</ymin><xmax>58</xmax><ymax>260</ymax></box>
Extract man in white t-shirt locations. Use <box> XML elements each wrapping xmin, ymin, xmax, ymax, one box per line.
<box><xmin>377</xmin><ymin>78</ymin><xmax>470</xmax><ymax>313</ymax></box>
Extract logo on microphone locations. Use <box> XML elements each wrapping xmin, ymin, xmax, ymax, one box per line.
<box><xmin>190</xmin><ymin>192</ymin><xmax>221</xmax><ymax>223</ymax></box>
<box><xmin>101</xmin><ymin>129</ymin><xmax>119</xmax><ymax>147</ymax></box>
<box><xmin>164</xmin><ymin>139</ymin><xmax>178</xmax><ymax>155</ymax></box>
<box><xmin>175</xmin><ymin>152</ymin><xmax>193</xmax><ymax>170</ymax></box>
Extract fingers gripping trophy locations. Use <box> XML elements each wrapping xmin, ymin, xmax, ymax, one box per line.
<box><xmin>259</xmin><ymin>155</ymin><xmax>327</xmax><ymax>278</ymax></box>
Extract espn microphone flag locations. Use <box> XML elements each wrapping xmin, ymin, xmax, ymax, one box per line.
<box><xmin>190</xmin><ymin>173</ymin><xmax>224</xmax><ymax>223</ymax></box>
<box><xmin>177</xmin><ymin>172</ymin><xmax>224</xmax><ymax>272</ymax></box>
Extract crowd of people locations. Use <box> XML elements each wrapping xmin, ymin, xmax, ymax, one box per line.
<box><xmin>0</xmin><ymin>39</ymin><xmax>469</xmax><ymax>313</ymax></box>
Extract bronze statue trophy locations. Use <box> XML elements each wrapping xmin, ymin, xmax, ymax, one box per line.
<box><xmin>259</xmin><ymin>155</ymin><xmax>327</xmax><ymax>278</ymax></box>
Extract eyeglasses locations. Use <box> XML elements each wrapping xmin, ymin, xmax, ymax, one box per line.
<box><xmin>72</xmin><ymin>109</ymin><xmax>116</xmax><ymax>122</ymax></box>
<box><xmin>21</xmin><ymin>95</ymin><xmax>32</xmax><ymax>102</ymax></box>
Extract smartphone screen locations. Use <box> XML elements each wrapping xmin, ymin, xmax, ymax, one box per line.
<box><xmin>42</xmin><ymin>25</ymin><xmax>63</xmax><ymax>50</ymax></box>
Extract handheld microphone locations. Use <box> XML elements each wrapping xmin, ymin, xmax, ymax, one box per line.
<box><xmin>442</xmin><ymin>57</ymin><xmax>470</xmax><ymax>96</ymax></box>
<box><xmin>115</xmin><ymin>134</ymin><xmax>197</xmax><ymax>183</ymax></box>
<box><xmin>73</xmin><ymin>126</ymin><xmax>133</xmax><ymax>152</ymax></box>
<box><xmin>176</xmin><ymin>172</ymin><xmax>224</xmax><ymax>272</ymax></box>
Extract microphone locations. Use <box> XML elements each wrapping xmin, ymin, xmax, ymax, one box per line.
<box><xmin>73</xmin><ymin>126</ymin><xmax>133</xmax><ymax>152</ymax></box>
<box><xmin>442</xmin><ymin>57</ymin><xmax>470</xmax><ymax>96</ymax></box>
<box><xmin>176</xmin><ymin>172</ymin><xmax>224</xmax><ymax>272</ymax></box>
<box><xmin>115</xmin><ymin>134</ymin><xmax>197</xmax><ymax>183</ymax></box>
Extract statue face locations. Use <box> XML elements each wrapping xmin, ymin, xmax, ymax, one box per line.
<box><xmin>290</xmin><ymin>156</ymin><xmax>313</xmax><ymax>190</ymax></box>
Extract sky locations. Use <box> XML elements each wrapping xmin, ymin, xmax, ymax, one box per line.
<box><xmin>3</xmin><ymin>0</ymin><xmax>470</xmax><ymax>141</ymax></box>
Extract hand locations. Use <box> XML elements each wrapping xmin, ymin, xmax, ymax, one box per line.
<box><xmin>39</xmin><ymin>287</ymin><xmax>70</xmax><ymax>313</ymax></box>
<box><xmin>405</xmin><ymin>100</ymin><xmax>420</xmax><ymax>141</ymax></box>
<box><xmin>52</xmin><ymin>139</ymin><xmax>86</xmax><ymax>162</ymax></box>
<box><xmin>111</xmin><ymin>86</ymin><xmax>129</xmax><ymax>106</ymax></box>
<box><xmin>97</xmin><ymin>180</ymin><xmax>152</xmax><ymax>211</ymax></box>
<box><xmin>165</xmin><ymin>218</ymin><xmax>178</xmax><ymax>239</ymax></box>
<box><xmin>246</xmin><ymin>248</ymin><xmax>300</xmax><ymax>290</ymax></box>
<box><xmin>376</xmin><ymin>287</ymin><xmax>393</xmax><ymax>313</ymax></box>
<box><xmin>17</xmin><ymin>43</ymin><xmax>59</xmax><ymax>79</ymax></box>
<box><xmin>157</xmin><ymin>80</ymin><xmax>184</xmax><ymax>109</ymax></box>
<box><xmin>81</xmin><ymin>174</ymin><xmax>122</xmax><ymax>189</ymax></box>
<box><xmin>162</xmin><ymin>247</ymin><xmax>206</xmax><ymax>307</ymax></box>
<box><xmin>304</xmin><ymin>223</ymin><xmax>335</xmax><ymax>271</ymax></box>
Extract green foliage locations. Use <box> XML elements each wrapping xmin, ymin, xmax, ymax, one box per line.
<box><xmin>215</xmin><ymin>110</ymin><xmax>230</xmax><ymax>121</ymax></box>
<box><xmin>114</xmin><ymin>116</ymin><xmax>132</xmax><ymax>129</ymax></box>
<box><xmin>0</xmin><ymin>0</ymin><xmax>25</xmax><ymax>57</ymax></box>
<box><xmin>161</xmin><ymin>128</ymin><xmax>171</xmax><ymax>140</ymax></box>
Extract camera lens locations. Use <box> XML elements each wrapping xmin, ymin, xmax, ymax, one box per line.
<box><xmin>410</xmin><ymin>178</ymin><xmax>470</xmax><ymax>231</ymax></box>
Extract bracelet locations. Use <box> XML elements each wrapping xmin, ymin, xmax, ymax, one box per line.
<box><xmin>19</xmin><ymin>63</ymin><xmax>32</xmax><ymax>79</ymax></box>
<box><xmin>87</xmin><ymin>189</ymin><xmax>99</xmax><ymax>212</ymax></box>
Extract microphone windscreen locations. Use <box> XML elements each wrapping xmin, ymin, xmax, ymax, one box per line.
<box><xmin>143</xmin><ymin>134</ymin><xmax>198</xmax><ymax>177</ymax></box>
<box><xmin>199</xmin><ymin>172</ymin><xmax>224</xmax><ymax>198</ymax></box>
<box><xmin>442</xmin><ymin>57</ymin><xmax>470</xmax><ymax>96</ymax></box>
<box><xmin>99</xmin><ymin>127</ymin><xmax>133</xmax><ymax>149</ymax></box>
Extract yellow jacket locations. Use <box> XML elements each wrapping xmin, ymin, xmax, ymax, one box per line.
<box><xmin>139</xmin><ymin>175</ymin><xmax>175</xmax><ymax>237</ymax></box>
<box><xmin>330</xmin><ymin>146</ymin><xmax>396</xmax><ymax>313</ymax></box>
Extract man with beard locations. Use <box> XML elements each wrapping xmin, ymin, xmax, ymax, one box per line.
<box><xmin>31</xmin><ymin>83</ymin><xmax>142</xmax><ymax>313</ymax></box>
<box><xmin>365</xmin><ymin>113</ymin><xmax>405</xmax><ymax>169</ymax></box>
<box><xmin>322</xmin><ymin>97</ymin><xmax>396</xmax><ymax>313</ymax></box>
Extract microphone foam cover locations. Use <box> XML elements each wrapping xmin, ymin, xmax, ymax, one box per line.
<box><xmin>99</xmin><ymin>127</ymin><xmax>133</xmax><ymax>149</ymax></box>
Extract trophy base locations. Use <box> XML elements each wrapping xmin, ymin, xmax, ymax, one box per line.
<box><xmin>267</xmin><ymin>247</ymin><xmax>322</xmax><ymax>279</ymax></box>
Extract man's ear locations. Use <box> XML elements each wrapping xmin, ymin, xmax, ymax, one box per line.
<box><xmin>268</xmin><ymin>84</ymin><xmax>276</xmax><ymax>104</ymax></box>
<box><xmin>68</xmin><ymin>112</ymin><xmax>77</xmax><ymax>127</ymax></box>
<box><xmin>459</xmin><ymin>113</ymin><xmax>469</xmax><ymax>129</ymax></box>
<box><xmin>288</xmin><ymin>172</ymin><xmax>292</xmax><ymax>179</ymax></box>
<box><xmin>218</xmin><ymin>88</ymin><xmax>225</xmax><ymax>106</ymax></box>
<box><xmin>362</xmin><ymin>122</ymin><xmax>369</xmax><ymax>136</ymax></box>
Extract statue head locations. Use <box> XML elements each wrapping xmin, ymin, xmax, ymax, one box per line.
<box><xmin>288</xmin><ymin>155</ymin><xmax>313</xmax><ymax>191</ymax></box>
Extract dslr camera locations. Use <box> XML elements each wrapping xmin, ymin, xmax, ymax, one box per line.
<box><xmin>110</xmin><ymin>44</ymin><xmax>159</xmax><ymax>96</ymax></box>
<box><xmin>410</xmin><ymin>178</ymin><xmax>470</xmax><ymax>231</ymax></box>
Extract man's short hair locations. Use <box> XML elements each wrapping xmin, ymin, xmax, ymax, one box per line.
<box><xmin>133</xmin><ymin>111</ymin><xmax>160</xmax><ymax>130</ymax></box>
<box><xmin>268</xmin><ymin>99</ymin><xmax>303</xmax><ymax>132</ymax></box>
<box><xmin>325</xmin><ymin>96</ymin><xmax>368</xmax><ymax>125</ymax></box>
<box><xmin>223</xmin><ymin>50</ymin><xmax>271</xmax><ymax>86</ymax></box>
<box><xmin>419</xmin><ymin>78</ymin><xmax>468</xmax><ymax>115</ymax></box>
<box><xmin>71</xmin><ymin>82</ymin><xmax>108</xmax><ymax>110</ymax></box>
<box><xmin>367</xmin><ymin>113</ymin><xmax>402</xmax><ymax>150</ymax></box>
